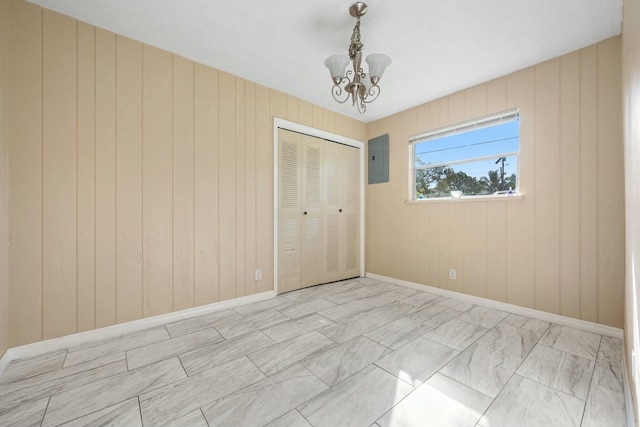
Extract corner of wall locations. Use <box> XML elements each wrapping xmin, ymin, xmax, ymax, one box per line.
<box><xmin>0</xmin><ymin>0</ymin><xmax>10</xmax><ymax>357</ymax></box>
<box><xmin>623</xmin><ymin>0</ymin><xmax>640</xmax><ymax>424</ymax></box>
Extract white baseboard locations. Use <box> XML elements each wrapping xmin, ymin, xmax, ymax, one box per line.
<box><xmin>366</xmin><ymin>272</ymin><xmax>623</xmax><ymax>340</ymax></box>
<box><xmin>0</xmin><ymin>290</ymin><xmax>275</xmax><ymax>378</ymax></box>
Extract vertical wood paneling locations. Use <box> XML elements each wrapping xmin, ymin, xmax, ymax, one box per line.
<box><xmin>268</xmin><ymin>89</ymin><xmax>286</xmax><ymax>293</ymax></box>
<box><xmin>447</xmin><ymin>204</ymin><xmax>464</xmax><ymax>293</ymax></box>
<box><xmin>428</xmin><ymin>204</ymin><xmax>440</xmax><ymax>287</ymax></box>
<box><xmin>464</xmin><ymin>203</ymin><xmax>487</xmax><ymax>297</ymax></box>
<box><xmin>365</xmin><ymin>181</ymin><xmax>378</xmax><ymax>274</ymax></box>
<box><xmin>579</xmin><ymin>45</ymin><xmax>599</xmax><ymax>322</ymax></box>
<box><xmin>271</xmin><ymin>90</ymin><xmax>287</xmax><ymax>120</ymax></box>
<box><xmin>172</xmin><ymin>55</ymin><xmax>195</xmax><ymax>311</ymax></box>
<box><xmin>505</xmin><ymin>68</ymin><xmax>535</xmax><ymax>309</ymax></box>
<box><xmin>464</xmin><ymin>85</ymin><xmax>486</xmax><ymax>120</ymax></box>
<box><xmin>94</xmin><ymin>28</ymin><xmax>117</xmax><ymax>328</ymax></box>
<box><xmin>486</xmin><ymin>78</ymin><xmax>507</xmax><ymax>113</ymax></box>
<box><xmin>438</xmin><ymin>203</ymin><xmax>449</xmax><ymax>289</ymax></box>
<box><xmin>559</xmin><ymin>51</ymin><xmax>581</xmax><ymax>319</ymax></box>
<box><xmin>218</xmin><ymin>72</ymin><xmax>236</xmax><ymax>302</ymax></box>
<box><xmin>486</xmin><ymin>201</ymin><xmax>507</xmax><ymax>302</ymax></box>
<box><xmin>379</xmin><ymin>181</ymin><xmax>392</xmax><ymax>277</ymax></box>
<box><xmin>8</xmin><ymin>0</ymin><xmax>43</xmax><ymax>345</ymax></box>
<box><xmin>286</xmin><ymin>95</ymin><xmax>298</xmax><ymax>123</ymax></box>
<box><xmin>116</xmin><ymin>36</ymin><xmax>143</xmax><ymax>323</ymax></box>
<box><xmin>334</xmin><ymin>114</ymin><xmax>344</xmax><ymax>137</ymax></box>
<box><xmin>596</xmin><ymin>38</ymin><xmax>624</xmax><ymax>327</ymax></box>
<box><xmin>142</xmin><ymin>46</ymin><xmax>173</xmax><ymax>317</ymax></box>
<box><xmin>388</xmin><ymin>115</ymin><xmax>403</xmax><ymax>280</ymax></box>
<box><xmin>534</xmin><ymin>59</ymin><xmax>561</xmax><ymax>314</ymax></box>
<box><xmin>255</xmin><ymin>85</ymin><xmax>271</xmax><ymax>293</ymax></box>
<box><xmin>194</xmin><ymin>64</ymin><xmax>219</xmax><ymax>305</ymax></box>
<box><xmin>77</xmin><ymin>22</ymin><xmax>96</xmax><ymax>332</ymax></box>
<box><xmin>415</xmin><ymin>206</ymin><xmax>430</xmax><ymax>285</ymax></box>
<box><xmin>344</xmin><ymin>117</ymin><xmax>365</xmax><ymax>141</ymax></box>
<box><xmin>324</xmin><ymin>110</ymin><xmax>336</xmax><ymax>134</ymax></box>
<box><xmin>42</xmin><ymin>10</ymin><xmax>77</xmax><ymax>339</ymax></box>
<box><xmin>235</xmin><ymin>78</ymin><xmax>246</xmax><ymax>298</ymax></box>
<box><xmin>244</xmin><ymin>81</ymin><xmax>257</xmax><ymax>295</ymax></box>
<box><xmin>312</xmin><ymin>105</ymin><xmax>323</xmax><ymax>130</ymax></box>
<box><xmin>298</xmin><ymin>100</ymin><xmax>313</xmax><ymax>127</ymax></box>
<box><xmin>448</xmin><ymin>92</ymin><xmax>464</xmax><ymax>124</ymax></box>
<box><xmin>400</xmin><ymin>110</ymin><xmax>417</xmax><ymax>282</ymax></box>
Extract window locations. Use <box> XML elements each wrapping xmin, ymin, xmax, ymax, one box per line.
<box><xmin>410</xmin><ymin>109</ymin><xmax>519</xmax><ymax>200</ymax></box>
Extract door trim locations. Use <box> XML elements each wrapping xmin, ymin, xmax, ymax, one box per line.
<box><xmin>273</xmin><ymin>118</ymin><xmax>365</xmax><ymax>295</ymax></box>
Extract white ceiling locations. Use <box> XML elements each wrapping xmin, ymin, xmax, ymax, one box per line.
<box><xmin>29</xmin><ymin>0</ymin><xmax>623</xmax><ymax>123</ymax></box>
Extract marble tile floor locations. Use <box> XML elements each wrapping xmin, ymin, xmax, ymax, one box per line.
<box><xmin>0</xmin><ymin>277</ymin><xmax>627</xmax><ymax>427</ymax></box>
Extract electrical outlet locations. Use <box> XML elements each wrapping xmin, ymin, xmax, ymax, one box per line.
<box><xmin>449</xmin><ymin>269</ymin><xmax>457</xmax><ymax>280</ymax></box>
<box><xmin>255</xmin><ymin>269</ymin><xmax>262</xmax><ymax>281</ymax></box>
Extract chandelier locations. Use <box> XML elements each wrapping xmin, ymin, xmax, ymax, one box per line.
<box><xmin>324</xmin><ymin>2</ymin><xmax>391</xmax><ymax>114</ymax></box>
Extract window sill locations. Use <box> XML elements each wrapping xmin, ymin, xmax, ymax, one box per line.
<box><xmin>405</xmin><ymin>194</ymin><xmax>525</xmax><ymax>204</ymax></box>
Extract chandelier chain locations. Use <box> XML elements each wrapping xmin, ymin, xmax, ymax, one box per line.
<box><xmin>348</xmin><ymin>18</ymin><xmax>364</xmax><ymax>60</ymax></box>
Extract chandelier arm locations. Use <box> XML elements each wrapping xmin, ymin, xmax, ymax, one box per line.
<box><xmin>362</xmin><ymin>84</ymin><xmax>381</xmax><ymax>104</ymax></box>
<box><xmin>330</xmin><ymin>80</ymin><xmax>351</xmax><ymax>104</ymax></box>
<box><xmin>345</xmin><ymin>69</ymin><xmax>355</xmax><ymax>81</ymax></box>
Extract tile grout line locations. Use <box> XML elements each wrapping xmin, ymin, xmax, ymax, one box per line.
<box><xmin>137</xmin><ymin>396</ymin><xmax>143</xmax><ymax>427</ymax></box>
<box><xmin>578</xmin><ymin>335</ymin><xmax>604</xmax><ymax>427</ymax></box>
<box><xmin>199</xmin><ymin>407</ymin><xmax>210</xmax><ymax>427</ymax></box>
<box><xmin>38</xmin><ymin>396</ymin><xmax>51</xmax><ymax>427</ymax></box>
<box><xmin>469</xmin><ymin>320</ymin><xmax>554</xmax><ymax>424</ymax></box>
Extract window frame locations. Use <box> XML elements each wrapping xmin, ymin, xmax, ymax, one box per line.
<box><xmin>409</xmin><ymin>108</ymin><xmax>521</xmax><ymax>201</ymax></box>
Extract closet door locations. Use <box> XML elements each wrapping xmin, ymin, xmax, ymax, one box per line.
<box><xmin>300</xmin><ymin>135</ymin><xmax>325</xmax><ymax>287</ymax></box>
<box><xmin>277</xmin><ymin>130</ymin><xmax>302</xmax><ymax>293</ymax></box>
<box><xmin>277</xmin><ymin>129</ymin><xmax>361</xmax><ymax>293</ymax></box>
<box><xmin>341</xmin><ymin>144</ymin><xmax>360</xmax><ymax>279</ymax></box>
<box><xmin>323</xmin><ymin>142</ymin><xmax>343</xmax><ymax>283</ymax></box>
<box><xmin>324</xmin><ymin>142</ymin><xmax>360</xmax><ymax>282</ymax></box>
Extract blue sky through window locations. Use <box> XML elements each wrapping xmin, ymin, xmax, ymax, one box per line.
<box><xmin>414</xmin><ymin>120</ymin><xmax>519</xmax><ymax>180</ymax></box>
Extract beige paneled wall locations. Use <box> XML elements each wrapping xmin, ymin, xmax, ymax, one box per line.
<box><xmin>0</xmin><ymin>0</ymin><xmax>9</xmax><ymax>356</ymax></box>
<box><xmin>6</xmin><ymin>0</ymin><xmax>365</xmax><ymax>347</ymax></box>
<box><xmin>366</xmin><ymin>37</ymin><xmax>624</xmax><ymax>328</ymax></box>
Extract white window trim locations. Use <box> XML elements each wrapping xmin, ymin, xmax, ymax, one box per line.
<box><xmin>408</xmin><ymin>108</ymin><xmax>521</xmax><ymax>201</ymax></box>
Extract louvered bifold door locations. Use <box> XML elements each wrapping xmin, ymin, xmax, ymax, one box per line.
<box><xmin>323</xmin><ymin>141</ymin><xmax>343</xmax><ymax>283</ymax></box>
<box><xmin>300</xmin><ymin>135</ymin><xmax>325</xmax><ymax>288</ymax></box>
<box><xmin>341</xmin><ymin>144</ymin><xmax>360</xmax><ymax>279</ymax></box>
<box><xmin>278</xmin><ymin>130</ymin><xmax>303</xmax><ymax>293</ymax></box>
